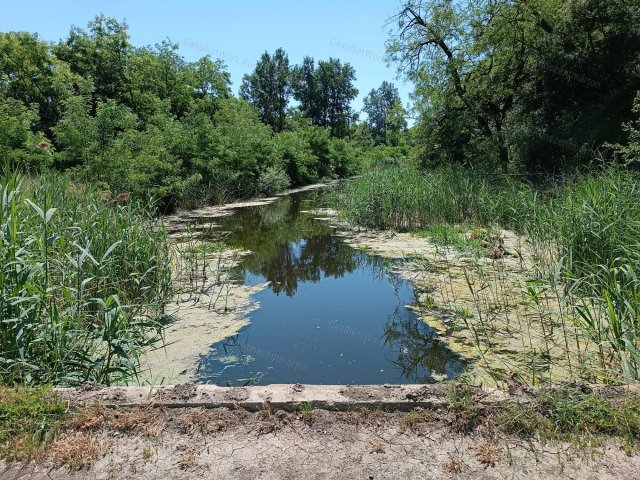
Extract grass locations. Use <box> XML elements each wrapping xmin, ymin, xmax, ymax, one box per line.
<box><xmin>0</xmin><ymin>171</ymin><xmax>172</xmax><ymax>385</ymax></box>
<box><xmin>0</xmin><ymin>386</ymin><xmax>67</xmax><ymax>461</ymax></box>
<box><xmin>336</xmin><ymin>163</ymin><xmax>640</xmax><ymax>382</ymax></box>
<box><xmin>438</xmin><ymin>383</ymin><xmax>640</xmax><ymax>452</ymax></box>
<box><xmin>298</xmin><ymin>401</ymin><xmax>314</xmax><ymax>423</ymax></box>
<box><xmin>497</xmin><ymin>386</ymin><xmax>640</xmax><ymax>453</ymax></box>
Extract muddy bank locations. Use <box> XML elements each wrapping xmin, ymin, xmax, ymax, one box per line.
<box><xmin>310</xmin><ymin>208</ymin><xmax>579</xmax><ymax>386</ymax></box>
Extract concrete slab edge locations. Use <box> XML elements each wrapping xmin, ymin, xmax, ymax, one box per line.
<box><xmin>54</xmin><ymin>383</ymin><xmax>640</xmax><ymax>412</ymax></box>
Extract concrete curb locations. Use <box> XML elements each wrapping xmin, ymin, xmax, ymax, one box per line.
<box><xmin>55</xmin><ymin>383</ymin><xmax>640</xmax><ymax>411</ymax></box>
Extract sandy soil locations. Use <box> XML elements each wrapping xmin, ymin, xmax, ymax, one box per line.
<box><xmin>3</xmin><ymin>407</ymin><xmax>638</xmax><ymax>480</ymax></box>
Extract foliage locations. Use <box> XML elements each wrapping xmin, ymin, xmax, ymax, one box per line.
<box><xmin>240</xmin><ymin>48</ymin><xmax>291</xmax><ymax>132</ymax></box>
<box><xmin>292</xmin><ymin>57</ymin><xmax>358</xmax><ymax>137</ymax></box>
<box><xmin>362</xmin><ymin>81</ymin><xmax>407</xmax><ymax>145</ymax></box>
<box><xmin>614</xmin><ymin>91</ymin><xmax>640</xmax><ymax>166</ymax></box>
<box><xmin>336</xmin><ymin>163</ymin><xmax>640</xmax><ymax>380</ymax></box>
<box><xmin>389</xmin><ymin>0</ymin><xmax>640</xmax><ymax>172</ymax></box>
<box><xmin>497</xmin><ymin>386</ymin><xmax>640</xmax><ymax>451</ymax></box>
<box><xmin>0</xmin><ymin>99</ymin><xmax>53</xmax><ymax>171</ymax></box>
<box><xmin>0</xmin><ymin>172</ymin><xmax>171</xmax><ymax>385</ymax></box>
<box><xmin>1</xmin><ymin>17</ymin><xmax>368</xmax><ymax>210</ymax></box>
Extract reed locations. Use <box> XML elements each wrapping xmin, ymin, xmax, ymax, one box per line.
<box><xmin>0</xmin><ymin>171</ymin><xmax>171</xmax><ymax>385</ymax></box>
<box><xmin>336</xmin><ymin>164</ymin><xmax>640</xmax><ymax>382</ymax></box>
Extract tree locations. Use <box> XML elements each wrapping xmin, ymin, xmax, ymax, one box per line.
<box><xmin>0</xmin><ymin>98</ymin><xmax>52</xmax><ymax>170</ymax></box>
<box><xmin>240</xmin><ymin>48</ymin><xmax>291</xmax><ymax>132</ymax></box>
<box><xmin>54</xmin><ymin>15</ymin><xmax>132</xmax><ymax>104</ymax></box>
<box><xmin>389</xmin><ymin>0</ymin><xmax>640</xmax><ymax>172</ymax></box>
<box><xmin>388</xmin><ymin>1</ymin><xmax>543</xmax><ymax>169</ymax></box>
<box><xmin>189</xmin><ymin>56</ymin><xmax>231</xmax><ymax>100</ymax></box>
<box><xmin>0</xmin><ymin>32</ymin><xmax>82</xmax><ymax>135</ymax></box>
<box><xmin>363</xmin><ymin>81</ymin><xmax>406</xmax><ymax>144</ymax></box>
<box><xmin>292</xmin><ymin>57</ymin><xmax>358</xmax><ymax>137</ymax></box>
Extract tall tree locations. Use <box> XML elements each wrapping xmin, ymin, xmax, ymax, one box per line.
<box><xmin>54</xmin><ymin>15</ymin><xmax>132</xmax><ymax>104</ymax></box>
<box><xmin>388</xmin><ymin>0</ymin><xmax>540</xmax><ymax>169</ymax></box>
<box><xmin>363</xmin><ymin>81</ymin><xmax>406</xmax><ymax>144</ymax></box>
<box><xmin>389</xmin><ymin>0</ymin><xmax>640</xmax><ymax>171</ymax></box>
<box><xmin>240</xmin><ymin>48</ymin><xmax>291</xmax><ymax>132</ymax></box>
<box><xmin>0</xmin><ymin>32</ymin><xmax>82</xmax><ymax>134</ymax></box>
<box><xmin>292</xmin><ymin>57</ymin><xmax>358</xmax><ymax>137</ymax></box>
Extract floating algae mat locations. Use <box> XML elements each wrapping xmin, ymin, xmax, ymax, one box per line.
<box><xmin>189</xmin><ymin>191</ymin><xmax>465</xmax><ymax>385</ymax></box>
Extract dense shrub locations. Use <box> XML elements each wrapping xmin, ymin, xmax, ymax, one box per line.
<box><xmin>0</xmin><ymin>172</ymin><xmax>171</xmax><ymax>385</ymax></box>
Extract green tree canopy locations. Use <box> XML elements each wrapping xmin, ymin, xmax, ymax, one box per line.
<box><xmin>240</xmin><ymin>48</ymin><xmax>291</xmax><ymax>132</ymax></box>
<box><xmin>292</xmin><ymin>57</ymin><xmax>358</xmax><ymax>137</ymax></box>
<box><xmin>363</xmin><ymin>81</ymin><xmax>406</xmax><ymax>144</ymax></box>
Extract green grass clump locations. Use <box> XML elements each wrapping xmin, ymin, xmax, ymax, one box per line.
<box><xmin>0</xmin><ymin>386</ymin><xmax>67</xmax><ymax>461</ymax></box>
<box><xmin>498</xmin><ymin>386</ymin><xmax>640</xmax><ymax>452</ymax></box>
<box><xmin>0</xmin><ymin>171</ymin><xmax>172</xmax><ymax>385</ymax></box>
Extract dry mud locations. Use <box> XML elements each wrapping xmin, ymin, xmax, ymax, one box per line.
<box><xmin>3</xmin><ymin>405</ymin><xmax>638</xmax><ymax>480</ymax></box>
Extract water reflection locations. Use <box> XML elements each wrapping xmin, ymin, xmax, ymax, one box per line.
<box><xmin>192</xmin><ymin>192</ymin><xmax>465</xmax><ymax>385</ymax></box>
<box><xmin>213</xmin><ymin>193</ymin><xmax>370</xmax><ymax>296</ymax></box>
<box><xmin>384</xmin><ymin>315</ymin><xmax>464</xmax><ymax>383</ymax></box>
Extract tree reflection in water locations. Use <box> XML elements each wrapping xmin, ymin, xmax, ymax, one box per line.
<box><xmin>214</xmin><ymin>193</ymin><xmax>375</xmax><ymax>296</ymax></box>
<box><xmin>193</xmin><ymin>191</ymin><xmax>465</xmax><ymax>385</ymax></box>
<box><xmin>384</xmin><ymin>311</ymin><xmax>465</xmax><ymax>383</ymax></box>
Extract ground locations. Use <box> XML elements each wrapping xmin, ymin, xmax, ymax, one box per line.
<box><xmin>2</xmin><ymin>406</ymin><xmax>638</xmax><ymax>480</ymax></box>
<box><xmin>2</xmin><ymin>384</ymin><xmax>639</xmax><ymax>480</ymax></box>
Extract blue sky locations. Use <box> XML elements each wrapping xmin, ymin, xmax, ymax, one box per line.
<box><xmin>1</xmin><ymin>0</ymin><xmax>413</xmax><ymax>116</ymax></box>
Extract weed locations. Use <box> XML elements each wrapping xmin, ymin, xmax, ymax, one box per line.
<box><xmin>474</xmin><ymin>441</ymin><xmax>500</xmax><ymax>466</ymax></box>
<box><xmin>49</xmin><ymin>431</ymin><xmax>102</xmax><ymax>469</ymax></box>
<box><xmin>298</xmin><ymin>402</ymin><xmax>314</xmax><ymax>423</ymax></box>
<box><xmin>496</xmin><ymin>386</ymin><xmax>640</xmax><ymax>451</ymax></box>
<box><xmin>369</xmin><ymin>440</ymin><xmax>385</xmax><ymax>453</ymax></box>
<box><xmin>110</xmin><ymin>407</ymin><xmax>165</xmax><ymax>436</ymax></box>
<box><xmin>142</xmin><ymin>445</ymin><xmax>154</xmax><ymax>460</ymax></box>
<box><xmin>336</xmin><ymin>164</ymin><xmax>640</xmax><ymax>382</ymax></box>
<box><xmin>0</xmin><ymin>172</ymin><xmax>171</xmax><ymax>385</ymax></box>
<box><xmin>0</xmin><ymin>386</ymin><xmax>66</xmax><ymax>461</ymax></box>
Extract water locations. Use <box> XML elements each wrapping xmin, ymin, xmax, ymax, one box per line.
<box><xmin>193</xmin><ymin>191</ymin><xmax>464</xmax><ymax>385</ymax></box>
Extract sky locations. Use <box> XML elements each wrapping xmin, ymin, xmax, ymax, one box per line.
<box><xmin>1</xmin><ymin>0</ymin><xmax>414</xmax><ymax>116</ymax></box>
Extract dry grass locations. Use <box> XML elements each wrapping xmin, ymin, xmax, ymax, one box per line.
<box><xmin>474</xmin><ymin>441</ymin><xmax>500</xmax><ymax>466</ymax></box>
<box><xmin>176</xmin><ymin>408</ymin><xmax>211</xmax><ymax>436</ymax></box>
<box><xmin>442</xmin><ymin>454</ymin><xmax>465</xmax><ymax>473</ymax></box>
<box><xmin>177</xmin><ymin>445</ymin><xmax>200</xmax><ymax>471</ymax></box>
<box><xmin>252</xmin><ymin>401</ymin><xmax>282</xmax><ymax>435</ymax></box>
<box><xmin>345</xmin><ymin>407</ymin><xmax>385</xmax><ymax>428</ymax></box>
<box><xmin>400</xmin><ymin>409</ymin><xmax>436</xmax><ymax>432</ymax></box>
<box><xmin>109</xmin><ymin>407</ymin><xmax>165</xmax><ymax>436</ymax></box>
<box><xmin>67</xmin><ymin>403</ymin><xmax>107</xmax><ymax>431</ymax></box>
<box><xmin>369</xmin><ymin>440</ymin><xmax>385</xmax><ymax>453</ymax></box>
<box><xmin>49</xmin><ymin>432</ymin><xmax>102</xmax><ymax>470</ymax></box>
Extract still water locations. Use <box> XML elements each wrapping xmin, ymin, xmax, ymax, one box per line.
<box><xmin>194</xmin><ymin>191</ymin><xmax>464</xmax><ymax>385</ymax></box>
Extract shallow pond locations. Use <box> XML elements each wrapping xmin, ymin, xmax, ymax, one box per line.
<box><xmin>191</xmin><ymin>191</ymin><xmax>464</xmax><ymax>385</ymax></box>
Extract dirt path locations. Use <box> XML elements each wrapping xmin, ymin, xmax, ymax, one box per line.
<box><xmin>2</xmin><ymin>406</ymin><xmax>637</xmax><ymax>480</ymax></box>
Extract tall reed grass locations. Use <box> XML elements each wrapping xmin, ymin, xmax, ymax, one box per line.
<box><xmin>337</xmin><ymin>163</ymin><xmax>640</xmax><ymax>381</ymax></box>
<box><xmin>0</xmin><ymin>172</ymin><xmax>171</xmax><ymax>385</ymax></box>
